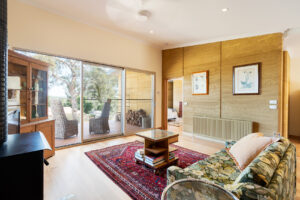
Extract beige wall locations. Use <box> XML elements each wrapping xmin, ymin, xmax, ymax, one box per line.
<box><xmin>8</xmin><ymin>0</ymin><xmax>162</xmax><ymax>127</ymax></box>
<box><xmin>289</xmin><ymin>58</ymin><xmax>300</xmax><ymax>136</ymax></box>
<box><xmin>167</xmin><ymin>82</ymin><xmax>173</xmax><ymax>108</ymax></box>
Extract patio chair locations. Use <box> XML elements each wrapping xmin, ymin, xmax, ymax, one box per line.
<box><xmin>50</xmin><ymin>99</ymin><xmax>78</xmax><ymax>139</ymax></box>
<box><xmin>89</xmin><ymin>99</ymin><xmax>111</xmax><ymax>134</ymax></box>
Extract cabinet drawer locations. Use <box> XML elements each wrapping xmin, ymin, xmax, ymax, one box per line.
<box><xmin>20</xmin><ymin>125</ymin><xmax>36</xmax><ymax>134</ymax></box>
<box><xmin>168</xmin><ymin>136</ymin><xmax>178</xmax><ymax>144</ymax></box>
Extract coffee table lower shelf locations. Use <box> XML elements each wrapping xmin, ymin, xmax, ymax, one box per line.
<box><xmin>136</xmin><ymin>157</ymin><xmax>178</xmax><ymax>174</ymax></box>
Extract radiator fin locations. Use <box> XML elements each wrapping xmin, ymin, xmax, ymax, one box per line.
<box><xmin>193</xmin><ymin>116</ymin><xmax>253</xmax><ymax>141</ymax></box>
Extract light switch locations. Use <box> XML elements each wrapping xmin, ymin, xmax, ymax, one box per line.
<box><xmin>269</xmin><ymin>105</ymin><xmax>277</xmax><ymax>110</ymax></box>
<box><xmin>183</xmin><ymin>102</ymin><xmax>188</xmax><ymax>106</ymax></box>
<box><xmin>269</xmin><ymin>100</ymin><xmax>278</xmax><ymax>105</ymax></box>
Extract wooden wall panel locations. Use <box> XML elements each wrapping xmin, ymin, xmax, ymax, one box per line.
<box><xmin>162</xmin><ymin>48</ymin><xmax>183</xmax><ymax>129</ymax></box>
<box><xmin>288</xmin><ymin>58</ymin><xmax>300</xmax><ymax>136</ymax></box>
<box><xmin>221</xmin><ymin>33</ymin><xmax>283</xmax><ymax>135</ymax></box>
<box><xmin>183</xmin><ymin>42</ymin><xmax>221</xmax><ymax>133</ymax></box>
<box><xmin>221</xmin><ymin>33</ymin><xmax>282</xmax><ymax>60</ymax></box>
<box><xmin>173</xmin><ymin>79</ymin><xmax>183</xmax><ymax>112</ymax></box>
<box><xmin>162</xmin><ymin>33</ymin><xmax>284</xmax><ymax>135</ymax></box>
<box><xmin>184</xmin><ymin>42</ymin><xmax>221</xmax><ymax>66</ymax></box>
<box><xmin>126</xmin><ymin>70</ymin><xmax>153</xmax><ymax>115</ymax></box>
<box><xmin>282</xmin><ymin>51</ymin><xmax>290</xmax><ymax>138</ymax></box>
<box><xmin>167</xmin><ymin>82</ymin><xmax>173</xmax><ymax>108</ymax></box>
<box><xmin>221</xmin><ymin>51</ymin><xmax>282</xmax><ymax>134</ymax></box>
<box><xmin>162</xmin><ymin>48</ymin><xmax>183</xmax><ymax>79</ymax></box>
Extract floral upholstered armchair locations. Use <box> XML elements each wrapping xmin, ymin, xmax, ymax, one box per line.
<box><xmin>167</xmin><ymin>138</ymin><xmax>296</xmax><ymax>200</ymax></box>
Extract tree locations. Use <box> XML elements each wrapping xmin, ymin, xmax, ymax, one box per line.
<box><xmin>83</xmin><ymin>65</ymin><xmax>120</xmax><ymax>115</ymax></box>
<box><xmin>17</xmin><ymin>51</ymin><xmax>81</xmax><ymax>120</ymax></box>
<box><xmin>17</xmin><ymin>50</ymin><xmax>119</xmax><ymax>119</ymax></box>
<box><xmin>49</xmin><ymin>58</ymin><xmax>81</xmax><ymax>120</ymax></box>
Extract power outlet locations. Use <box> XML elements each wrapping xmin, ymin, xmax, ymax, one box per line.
<box><xmin>269</xmin><ymin>100</ymin><xmax>278</xmax><ymax>105</ymax></box>
<box><xmin>269</xmin><ymin>105</ymin><xmax>277</xmax><ymax>110</ymax></box>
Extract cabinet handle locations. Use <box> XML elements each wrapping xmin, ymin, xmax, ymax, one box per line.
<box><xmin>44</xmin><ymin>159</ymin><xmax>49</xmax><ymax>166</ymax></box>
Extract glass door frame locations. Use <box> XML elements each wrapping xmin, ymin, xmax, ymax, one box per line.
<box><xmin>80</xmin><ymin>64</ymin><xmax>156</xmax><ymax>142</ymax></box>
<box><xmin>80</xmin><ymin>61</ymin><xmax>126</xmax><ymax>143</ymax></box>
<box><xmin>123</xmin><ymin>68</ymin><xmax>156</xmax><ymax>135</ymax></box>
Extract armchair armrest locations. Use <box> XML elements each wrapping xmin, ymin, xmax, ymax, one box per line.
<box><xmin>225</xmin><ymin>183</ymin><xmax>275</xmax><ymax>200</ymax></box>
<box><xmin>167</xmin><ymin>166</ymin><xmax>213</xmax><ymax>185</ymax></box>
<box><xmin>167</xmin><ymin>166</ymin><xmax>183</xmax><ymax>185</ymax></box>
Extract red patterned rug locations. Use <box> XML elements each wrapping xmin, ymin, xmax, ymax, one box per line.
<box><xmin>85</xmin><ymin>141</ymin><xmax>208</xmax><ymax>200</ymax></box>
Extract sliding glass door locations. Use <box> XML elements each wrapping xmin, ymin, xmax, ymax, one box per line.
<box><xmin>82</xmin><ymin>63</ymin><xmax>123</xmax><ymax>141</ymax></box>
<box><xmin>15</xmin><ymin>49</ymin><xmax>156</xmax><ymax>145</ymax></box>
<box><xmin>125</xmin><ymin>70</ymin><xmax>154</xmax><ymax>134</ymax></box>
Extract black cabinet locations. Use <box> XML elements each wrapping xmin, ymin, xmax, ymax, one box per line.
<box><xmin>0</xmin><ymin>132</ymin><xmax>51</xmax><ymax>200</ymax></box>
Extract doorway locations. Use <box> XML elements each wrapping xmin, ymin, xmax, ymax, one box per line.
<box><xmin>167</xmin><ymin>78</ymin><xmax>183</xmax><ymax>133</ymax></box>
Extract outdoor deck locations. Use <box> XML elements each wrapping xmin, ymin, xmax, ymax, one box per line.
<box><xmin>55</xmin><ymin>120</ymin><xmax>144</xmax><ymax>147</ymax></box>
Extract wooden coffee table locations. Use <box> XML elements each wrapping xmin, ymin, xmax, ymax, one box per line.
<box><xmin>136</xmin><ymin>129</ymin><xmax>179</xmax><ymax>174</ymax></box>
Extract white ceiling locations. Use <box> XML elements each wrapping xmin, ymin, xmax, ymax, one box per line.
<box><xmin>18</xmin><ymin>0</ymin><xmax>300</xmax><ymax>50</ymax></box>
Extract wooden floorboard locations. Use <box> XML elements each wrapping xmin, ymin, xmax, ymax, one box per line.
<box><xmin>45</xmin><ymin>130</ymin><xmax>300</xmax><ymax>200</ymax></box>
<box><xmin>55</xmin><ymin>121</ymin><xmax>144</xmax><ymax>147</ymax></box>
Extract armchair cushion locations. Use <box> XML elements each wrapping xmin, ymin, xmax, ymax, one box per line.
<box><xmin>227</xmin><ymin>133</ymin><xmax>273</xmax><ymax>170</ymax></box>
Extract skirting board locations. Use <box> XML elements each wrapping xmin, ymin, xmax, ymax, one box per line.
<box><xmin>182</xmin><ymin>131</ymin><xmax>225</xmax><ymax>145</ymax></box>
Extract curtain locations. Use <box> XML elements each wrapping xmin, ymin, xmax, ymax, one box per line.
<box><xmin>0</xmin><ymin>0</ymin><xmax>7</xmax><ymax>143</ymax></box>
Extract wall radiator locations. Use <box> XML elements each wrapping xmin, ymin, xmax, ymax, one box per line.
<box><xmin>193</xmin><ymin>116</ymin><xmax>253</xmax><ymax>141</ymax></box>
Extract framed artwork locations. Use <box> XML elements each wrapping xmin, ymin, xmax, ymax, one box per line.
<box><xmin>192</xmin><ymin>70</ymin><xmax>209</xmax><ymax>95</ymax></box>
<box><xmin>233</xmin><ymin>63</ymin><xmax>261</xmax><ymax>95</ymax></box>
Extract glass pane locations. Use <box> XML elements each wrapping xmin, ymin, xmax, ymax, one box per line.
<box><xmin>8</xmin><ymin>62</ymin><xmax>28</xmax><ymax>122</ymax></box>
<box><xmin>15</xmin><ymin>50</ymin><xmax>81</xmax><ymax>147</ymax></box>
<box><xmin>47</xmin><ymin>58</ymin><xmax>81</xmax><ymax>147</ymax></box>
<box><xmin>31</xmin><ymin>69</ymin><xmax>47</xmax><ymax>119</ymax></box>
<box><xmin>125</xmin><ymin>70</ymin><xmax>154</xmax><ymax>134</ymax></box>
<box><xmin>83</xmin><ymin>63</ymin><xmax>122</xmax><ymax>141</ymax></box>
<box><xmin>20</xmin><ymin>105</ymin><xmax>27</xmax><ymax>121</ymax></box>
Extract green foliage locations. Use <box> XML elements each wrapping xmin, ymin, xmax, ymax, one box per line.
<box><xmin>16</xmin><ymin>50</ymin><xmax>120</xmax><ymax>117</ymax></box>
<box><xmin>83</xmin><ymin>65</ymin><xmax>120</xmax><ymax>114</ymax></box>
<box><xmin>64</xmin><ymin>99</ymin><xmax>72</xmax><ymax>107</ymax></box>
<box><xmin>83</xmin><ymin>101</ymin><xmax>93</xmax><ymax>114</ymax></box>
<box><xmin>76</xmin><ymin>97</ymin><xmax>93</xmax><ymax>114</ymax></box>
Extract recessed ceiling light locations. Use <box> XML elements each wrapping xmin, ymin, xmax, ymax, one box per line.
<box><xmin>149</xmin><ymin>30</ymin><xmax>154</xmax><ymax>34</ymax></box>
<box><xmin>222</xmin><ymin>8</ymin><xmax>229</xmax><ymax>12</ymax></box>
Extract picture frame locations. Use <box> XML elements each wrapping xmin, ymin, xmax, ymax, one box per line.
<box><xmin>192</xmin><ymin>70</ymin><xmax>209</xmax><ymax>95</ymax></box>
<box><xmin>233</xmin><ymin>63</ymin><xmax>261</xmax><ymax>95</ymax></box>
